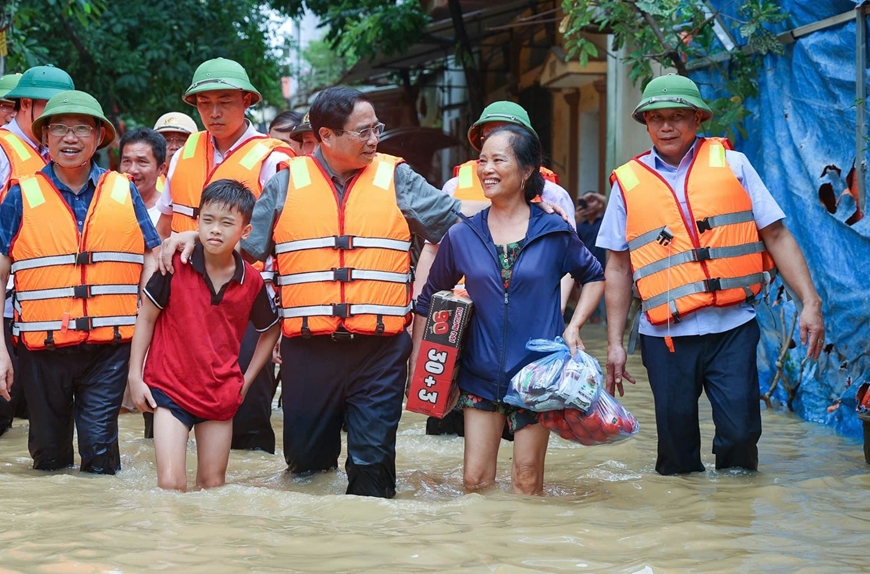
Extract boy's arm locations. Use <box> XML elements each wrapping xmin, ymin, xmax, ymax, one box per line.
<box><xmin>139</xmin><ymin>249</ymin><xmax>156</xmax><ymax>295</ymax></box>
<box><xmin>241</xmin><ymin>323</ymin><xmax>280</xmax><ymax>398</ymax></box>
<box><xmin>128</xmin><ymin>296</ymin><xmax>161</xmax><ymax>412</ymax></box>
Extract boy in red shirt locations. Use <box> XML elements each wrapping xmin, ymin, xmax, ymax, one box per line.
<box><xmin>128</xmin><ymin>179</ymin><xmax>280</xmax><ymax>491</ymax></box>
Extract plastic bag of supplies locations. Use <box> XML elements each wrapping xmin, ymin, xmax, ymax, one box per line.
<box><xmin>504</xmin><ymin>337</ymin><xmax>602</xmax><ymax>413</ymax></box>
<box><xmin>538</xmin><ymin>391</ymin><xmax>640</xmax><ymax>446</ymax></box>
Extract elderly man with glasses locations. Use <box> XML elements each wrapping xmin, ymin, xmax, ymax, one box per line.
<box><xmin>0</xmin><ymin>90</ymin><xmax>160</xmax><ymax>473</ymax></box>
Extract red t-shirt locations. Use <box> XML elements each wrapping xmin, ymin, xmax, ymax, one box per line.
<box><xmin>143</xmin><ymin>246</ymin><xmax>278</xmax><ymax>420</ymax></box>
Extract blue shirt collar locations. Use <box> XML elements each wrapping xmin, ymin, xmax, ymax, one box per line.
<box><xmin>41</xmin><ymin>161</ymin><xmax>105</xmax><ymax>195</ymax></box>
<box><xmin>650</xmin><ymin>137</ymin><xmax>700</xmax><ymax>172</ymax></box>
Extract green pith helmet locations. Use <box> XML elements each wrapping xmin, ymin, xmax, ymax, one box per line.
<box><xmin>32</xmin><ymin>90</ymin><xmax>116</xmax><ymax>149</ymax></box>
<box><xmin>183</xmin><ymin>58</ymin><xmax>262</xmax><ymax>106</ymax></box>
<box><xmin>0</xmin><ymin>73</ymin><xmax>22</xmax><ymax>102</ymax></box>
<box><xmin>4</xmin><ymin>65</ymin><xmax>75</xmax><ymax>102</ymax></box>
<box><xmin>467</xmin><ymin>101</ymin><xmax>538</xmax><ymax>151</ymax></box>
<box><xmin>632</xmin><ymin>74</ymin><xmax>713</xmax><ymax>124</ymax></box>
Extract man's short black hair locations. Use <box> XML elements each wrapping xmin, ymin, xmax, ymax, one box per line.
<box><xmin>309</xmin><ymin>86</ymin><xmax>372</xmax><ymax>142</ymax></box>
<box><xmin>119</xmin><ymin>127</ymin><xmax>167</xmax><ymax>166</ymax></box>
<box><xmin>199</xmin><ymin>179</ymin><xmax>255</xmax><ymax>224</ymax></box>
<box><xmin>270</xmin><ymin>110</ymin><xmax>303</xmax><ymax>134</ymax></box>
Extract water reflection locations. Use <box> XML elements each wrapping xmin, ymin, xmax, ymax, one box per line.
<box><xmin>1</xmin><ymin>325</ymin><xmax>868</xmax><ymax>573</ymax></box>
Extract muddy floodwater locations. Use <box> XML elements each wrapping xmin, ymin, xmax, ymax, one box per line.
<box><xmin>1</xmin><ymin>325</ymin><xmax>868</xmax><ymax>573</ymax></box>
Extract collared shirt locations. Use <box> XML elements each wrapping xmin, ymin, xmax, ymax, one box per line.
<box><xmin>155</xmin><ymin>120</ymin><xmax>293</xmax><ymax>215</ymax></box>
<box><xmin>441</xmin><ymin>175</ymin><xmax>577</xmax><ymax>230</ymax></box>
<box><xmin>144</xmin><ymin>243</ymin><xmax>277</xmax><ymax>326</ymax></box>
<box><xmin>0</xmin><ymin>162</ymin><xmax>162</xmax><ymax>256</ymax></box>
<box><xmin>0</xmin><ymin>118</ymin><xmax>46</xmax><ymax>186</ymax></box>
<box><xmin>242</xmin><ymin>147</ymin><xmax>461</xmax><ymax>261</ymax></box>
<box><xmin>596</xmin><ymin>138</ymin><xmax>785</xmax><ymax>337</ymax></box>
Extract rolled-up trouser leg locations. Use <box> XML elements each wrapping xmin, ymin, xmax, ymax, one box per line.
<box><xmin>17</xmin><ymin>345</ymin><xmax>76</xmax><ymax>470</ymax></box>
<box><xmin>231</xmin><ymin>322</ymin><xmax>276</xmax><ymax>453</ymax></box>
<box><xmin>344</xmin><ymin>332</ymin><xmax>411</xmax><ymax>498</ymax></box>
<box><xmin>73</xmin><ymin>344</ymin><xmax>130</xmax><ymax>474</ymax></box>
<box><xmin>703</xmin><ymin>320</ymin><xmax>762</xmax><ymax>471</ymax></box>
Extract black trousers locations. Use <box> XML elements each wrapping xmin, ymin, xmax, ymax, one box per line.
<box><xmin>18</xmin><ymin>342</ymin><xmax>130</xmax><ymax>474</ymax></box>
<box><xmin>231</xmin><ymin>322</ymin><xmax>277</xmax><ymax>452</ymax></box>
<box><xmin>144</xmin><ymin>323</ymin><xmax>277</xmax><ymax>452</ymax></box>
<box><xmin>0</xmin><ymin>318</ymin><xmax>28</xmax><ymax>435</ymax></box>
<box><xmin>281</xmin><ymin>332</ymin><xmax>411</xmax><ymax>499</ymax></box>
<box><xmin>640</xmin><ymin>319</ymin><xmax>762</xmax><ymax>475</ymax></box>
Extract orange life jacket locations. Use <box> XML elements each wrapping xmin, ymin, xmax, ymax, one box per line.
<box><xmin>10</xmin><ymin>171</ymin><xmax>145</xmax><ymax>350</ymax></box>
<box><xmin>169</xmin><ymin>132</ymin><xmax>295</xmax><ymax>233</ymax></box>
<box><xmin>156</xmin><ymin>173</ymin><xmax>166</xmax><ymax>193</ymax></box>
<box><xmin>612</xmin><ymin>137</ymin><xmax>774</xmax><ymax>326</ymax></box>
<box><xmin>451</xmin><ymin>159</ymin><xmax>552</xmax><ymax>202</ymax></box>
<box><xmin>273</xmin><ymin>153</ymin><xmax>413</xmax><ymax>338</ymax></box>
<box><xmin>0</xmin><ymin>130</ymin><xmax>47</xmax><ymax>200</ymax></box>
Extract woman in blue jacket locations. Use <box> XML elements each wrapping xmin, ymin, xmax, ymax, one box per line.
<box><xmin>412</xmin><ymin>125</ymin><xmax>605</xmax><ymax>495</ymax></box>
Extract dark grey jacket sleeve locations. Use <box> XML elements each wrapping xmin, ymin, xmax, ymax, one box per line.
<box><xmin>241</xmin><ymin>170</ymin><xmax>289</xmax><ymax>262</ymax></box>
<box><xmin>393</xmin><ymin>163</ymin><xmax>460</xmax><ymax>243</ymax></box>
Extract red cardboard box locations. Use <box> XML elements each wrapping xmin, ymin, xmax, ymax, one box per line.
<box><xmin>406</xmin><ymin>290</ymin><xmax>473</xmax><ymax>418</ymax></box>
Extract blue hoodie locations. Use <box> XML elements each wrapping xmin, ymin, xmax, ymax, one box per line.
<box><xmin>416</xmin><ymin>205</ymin><xmax>604</xmax><ymax>402</ymax></box>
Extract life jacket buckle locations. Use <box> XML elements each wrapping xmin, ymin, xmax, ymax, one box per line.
<box><xmin>693</xmin><ymin>247</ymin><xmax>711</xmax><ymax>261</ymax></box>
<box><xmin>332</xmin><ymin>303</ymin><xmax>351</xmax><ymax>319</ymax></box>
<box><xmin>73</xmin><ymin>285</ymin><xmax>91</xmax><ymax>299</ymax></box>
<box><xmin>333</xmin><ymin>267</ymin><xmax>353</xmax><ymax>282</ymax></box>
<box><xmin>704</xmin><ymin>277</ymin><xmax>722</xmax><ymax>292</ymax></box>
<box><xmin>696</xmin><ymin>217</ymin><xmax>712</xmax><ymax>233</ymax></box>
<box><xmin>656</xmin><ymin>226</ymin><xmax>674</xmax><ymax>246</ymax></box>
<box><xmin>76</xmin><ymin>251</ymin><xmax>93</xmax><ymax>265</ymax></box>
<box><xmin>333</xmin><ymin>235</ymin><xmax>353</xmax><ymax>250</ymax></box>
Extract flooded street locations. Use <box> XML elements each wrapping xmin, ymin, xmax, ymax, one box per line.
<box><xmin>1</xmin><ymin>325</ymin><xmax>868</xmax><ymax>573</ymax></box>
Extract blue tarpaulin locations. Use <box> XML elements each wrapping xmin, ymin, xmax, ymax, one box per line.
<box><xmin>699</xmin><ymin>1</ymin><xmax>869</xmax><ymax>437</ymax></box>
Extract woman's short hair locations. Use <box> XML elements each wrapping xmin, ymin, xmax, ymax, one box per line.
<box><xmin>485</xmin><ymin>124</ymin><xmax>544</xmax><ymax>202</ymax></box>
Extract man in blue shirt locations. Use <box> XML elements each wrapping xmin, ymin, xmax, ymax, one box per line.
<box><xmin>0</xmin><ymin>90</ymin><xmax>160</xmax><ymax>474</ymax></box>
<box><xmin>597</xmin><ymin>75</ymin><xmax>824</xmax><ymax>475</ymax></box>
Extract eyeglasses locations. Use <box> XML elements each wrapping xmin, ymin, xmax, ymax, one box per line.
<box><xmin>338</xmin><ymin>122</ymin><xmax>385</xmax><ymax>140</ymax></box>
<box><xmin>47</xmin><ymin>124</ymin><xmax>95</xmax><ymax>137</ymax></box>
<box><xmin>163</xmin><ymin>136</ymin><xmax>188</xmax><ymax>146</ymax></box>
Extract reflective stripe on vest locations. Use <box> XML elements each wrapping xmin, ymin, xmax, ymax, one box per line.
<box><xmin>614</xmin><ymin>138</ymin><xmax>773</xmax><ymax>325</ymax></box>
<box><xmin>13</xmin><ymin>315</ymin><xmax>137</xmax><ymax>334</ymax></box>
<box><xmin>273</xmin><ymin>153</ymin><xmax>412</xmax><ymax>338</ymax></box>
<box><xmin>280</xmin><ymin>302</ymin><xmax>413</xmax><ymax>319</ymax></box>
<box><xmin>169</xmin><ymin>132</ymin><xmax>295</xmax><ymax>233</ymax></box>
<box><xmin>0</xmin><ymin>131</ymin><xmax>47</xmax><ymax>200</ymax></box>
<box><xmin>274</xmin><ymin>236</ymin><xmax>411</xmax><ymax>254</ymax></box>
<box><xmin>10</xmin><ymin>171</ymin><xmax>144</xmax><ymax>349</ymax></box>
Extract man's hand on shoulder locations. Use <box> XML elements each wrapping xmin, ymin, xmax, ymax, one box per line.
<box><xmin>158</xmin><ymin>231</ymin><xmax>198</xmax><ymax>274</ymax></box>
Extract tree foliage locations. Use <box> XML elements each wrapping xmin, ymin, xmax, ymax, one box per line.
<box><xmin>561</xmin><ymin>0</ymin><xmax>788</xmax><ymax>138</ymax></box>
<box><xmin>271</xmin><ymin>0</ymin><xmax>431</xmax><ymax>63</ymax></box>
<box><xmin>293</xmin><ymin>39</ymin><xmax>352</xmax><ymax>100</ymax></box>
<box><xmin>2</xmin><ymin>0</ymin><xmax>285</xmax><ymax>127</ymax></box>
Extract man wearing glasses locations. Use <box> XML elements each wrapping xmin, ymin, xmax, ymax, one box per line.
<box><xmin>0</xmin><ymin>66</ymin><xmax>76</xmax><ymax>438</ymax></box>
<box><xmin>0</xmin><ymin>90</ymin><xmax>160</xmax><ymax>473</ymax></box>
<box><xmin>162</xmin><ymin>86</ymin><xmax>488</xmax><ymax>497</ymax></box>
